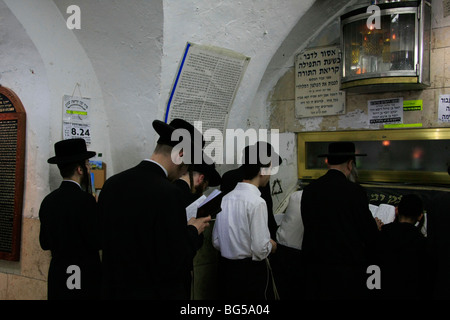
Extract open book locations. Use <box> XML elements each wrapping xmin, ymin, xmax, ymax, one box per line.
<box><xmin>369</xmin><ymin>203</ymin><xmax>396</xmax><ymax>225</ymax></box>
<box><xmin>185</xmin><ymin>189</ymin><xmax>224</xmax><ymax>221</ymax></box>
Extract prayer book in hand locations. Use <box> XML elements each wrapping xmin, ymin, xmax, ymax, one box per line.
<box><xmin>196</xmin><ymin>189</ymin><xmax>224</xmax><ymax>219</ymax></box>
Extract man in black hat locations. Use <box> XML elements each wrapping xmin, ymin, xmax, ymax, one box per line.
<box><xmin>39</xmin><ymin>138</ymin><xmax>101</xmax><ymax>300</ymax></box>
<box><xmin>220</xmin><ymin>141</ymin><xmax>282</xmax><ymax>240</ymax></box>
<box><xmin>300</xmin><ymin>142</ymin><xmax>379</xmax><ymax>299</ymax></box>
<box><xmin>173</xmin><ymin>155</ymin><xmax>221</xmax><ymax>298</ymax></box>
<box><xmin>213</xmin><ymin>142</ymin><xmax>280</xmax><ymax>299</ymax></box>
<box><xmin>174</xmin><ymin>156</ymin><xmax>222</xmax><ymax>208</ymax></box>
<box><xmin>98</xmin><ymin>118</ymin><xmax>211</xmax><ymax>299</ymax></box>
<box><xmin>375</xmin><ymin>194</ymin><xmax>432</xmax><ymax>299</ymax></box>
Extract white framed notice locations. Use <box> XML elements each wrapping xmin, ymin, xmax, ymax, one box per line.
<box><xmin>62</xmin><ymin>95</ymin><xmax>91</xmax><ymax>144</ymax></box>
<box><xmin>368</xmin><ymin>98</ymin><xmax>403</xmax><ymax>125</ymax></box>
<box><xmin>295</xmin><ymin>45</ymin><xmax>345</xmax><ymax>118</ymax></box>
<box><xmin>165</xmin><ymin>42</ymin><xmax>250</xmax><ymax>134</ymax></box>
<box><xmin>438</xmin><ymin>94</ymin><xmax>450</xmax><ymax>123</ymax></box>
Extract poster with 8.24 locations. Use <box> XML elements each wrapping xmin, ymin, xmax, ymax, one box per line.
<box><xmin>62</xmin><ymin>95</ymin><xmax>91</xmax><ymax>144</ymax></box>
<box><xmin>63</xmin><ymin>121</ymin><xmax>91</xmax><ymax>145</ymax></box>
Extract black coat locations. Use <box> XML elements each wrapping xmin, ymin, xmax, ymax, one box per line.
<box><xmin>301</xmin><ymin>169</ymin><xmax>379</xmax><ymax>299</ymax></box>
<box><xmin>427</xmin><ymin>191</ymin><xmax>450</xmax><ymax>299</ymax></box>
<box><xmin>173</xmin><ymin>179</ymin><xmax>198</xmax><ymax>208</ymax></box>
<box><xmin>39</xmin><ymin>181</ymin><xmax>101</xmax><ymax>300</ymax></box>
<box><xmin>376</xmin><ymin>222</ymin><xmax>431</xmax><ymax>299</ymax></box>
<box><xmin>173</xmin><ymin>179</ymin><xmax>204</xmax><ymax>250</ymax></box>
<box><xmin>98</xmin><ymin>160</ymin><xmax>200</xmax><ymax>299</ymax></box>
<box><xmin>220</xmin><ymin>166</ymin><xmax>278</xmax><ymax>239</ymax></box>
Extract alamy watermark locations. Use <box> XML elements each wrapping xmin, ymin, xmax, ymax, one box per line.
<box><xmin>66</xmin><ymin>265</ymin><xmax>81</xmax><ymax>290</ymax></box>
<box><xmin>65</xmin><ymin>264</ymin><xmax>381</xmax><ymax>290</ymax></box>
<box><xmin>366</xmin><ymin>264</ymin><xmax>381</xmax><ymax>290</ymax></box>
<box><xmin>66</xmin><ymin>5</ymin><xmax>81</xmax><ymax>30</ymax></box>
<box><xmin>65</xmin><ymin>4</ymin><xmax>382</xmax><ymax>31</ymax></box>
<box><xmin>366</xmin><ymin>5</ymin><xmax>381</xmax><ymax>30</ymax></box>
<box><xmin>168</xmin><ymin>121</ymin><xmax>281</xmax><ymax>174</ymax></box>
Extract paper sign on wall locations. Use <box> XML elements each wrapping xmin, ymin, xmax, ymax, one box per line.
<box><xmin>368</xmin><ymin>98</ymin><xmax>403</xmax><ymax>125</ymax></box>
<box><xmin>438</xmin><ymin>94</ymin><xmax>450</xmax><ymax>123</ymax></box>
<box><xmin>62</xmin><ymin>95</ymin><xmax>91</xmax><ymax>144</ymax></box>
<box><xmin>295</xmin><ymin>45</ymin><xmax>345</xmax><ymax>118</ymax></box>
<box><xmin>165</xmin><ymin>42</ymin><xmax>250</xmax><ymax>134</ymax></box>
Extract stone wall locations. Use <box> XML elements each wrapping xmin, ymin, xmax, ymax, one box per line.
<box><xmin>270</xmin><ymin>3</ymin><xmax>450</xmax><ymax>134</ymax></box>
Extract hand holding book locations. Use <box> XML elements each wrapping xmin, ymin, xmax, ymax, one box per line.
<box><xmin>196</xmin><ymin>189</ymin><xmax>224</xmax><ymax>219</ymax></box>
<box><xmin>185</xmin><ymin>189</ymin><xmax>224</xmax><ymax>222</ymax></box>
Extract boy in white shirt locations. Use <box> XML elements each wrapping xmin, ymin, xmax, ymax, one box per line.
<box><xmin>213</xmin><ymin>143</ymin><xmax>278</xmax><ymax>299</ymax></box>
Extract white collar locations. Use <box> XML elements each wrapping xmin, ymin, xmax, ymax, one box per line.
<box><xmin>235</xmin><ymin>182</ymin><xmax>262</xmax><ymax>196</ymax></box>
<box><xmin>144</xmin><ymin>159</ymin><xmax>168</xmax><ymax>177</ymax></box>
<box><xmin>64</xmin><ymin>179</ymin><xmax>81</xmax><ymax>189</ymax></box>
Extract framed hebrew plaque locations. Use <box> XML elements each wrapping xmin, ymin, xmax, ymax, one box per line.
<box><xmin>0</xmin><ymin>86</ymin><xmax>26</xmax><ymax>261</ymax></box>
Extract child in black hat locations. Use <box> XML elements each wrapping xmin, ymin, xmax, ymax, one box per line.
<box><xmin>376</xmin><ymin>194</ymin><xmax>431</xmax><ymax>299</ymax></box>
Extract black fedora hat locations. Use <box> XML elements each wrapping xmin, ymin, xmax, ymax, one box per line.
<box><xmin>192</xmin><ymin>154</ymin><xmax>222</xmax><ymax>187</ymax></box>
<box><xmin>318</xmin><ymin>142</ymin><xmax>366</xmax><ymax>164</ymax></box>
<box><xmin>48</xmin><ymin>138</ymin><xmax>96</xmax><ymax>164</ymax></box>
<box><xmin>242</xmin><ymin>141</ymin><xmax>283</xmax><ymax>167</ymax></box>
<box><xmin>153</xmin><ymin>119</ymin><xmax>205</xmax><ymax>148</ymax></box>
<box><xmin>152</xmin><ymin>118</ymin><xmax>204</xmax><ymax>163</ymax></box>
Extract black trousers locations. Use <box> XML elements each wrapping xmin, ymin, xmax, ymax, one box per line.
<box><xmin>217</xmin><ymin>256</ymin><xmax>269</xmax><ymax>300</ymax></box>
<box><xmin>302</xmin><ymin>262</ymin><xmax>367</xmax><ymax>299</ymax></box>
<box><xmin>270</xmin><ymin>245</ymin><xmax>304</xmax><ymax>300</ymax></box>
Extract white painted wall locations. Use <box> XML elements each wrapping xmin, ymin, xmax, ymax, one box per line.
<box><xmin>161</xmin><ymin>0</ymin><xmax>315</xmax><ymax>131</ymax></box>
<box><xmin>253</xmin><ymin>0</ymin><xmax>358</xmax><ymax>212</ymax></box>
<box><xmin>0</xmin><ymin>1</ymin><xmax>51</xmax><ymax>219</ymax></box>
<box><xmin>52</xmin><ymin>0</ymin><xmax>164</xmax><ymax>174</ymax></box>
<box><xmin>1</xmin><ymin>0</ymin><xmax>317</xmax><ymax>219</ymax></box>
<box><xmin>2</xmin><ymin>0</ymin><xmax>111</xmax><ymax>218</ymax></box>
<box><xmin>161</xmin><ymin>0</ymin><xmax>315</xmax><ymax>211</ymax></box>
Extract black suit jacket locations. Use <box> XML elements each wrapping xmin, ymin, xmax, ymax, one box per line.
<box><xmin>301</xmin><ymin>169</ymin><xmax>379</xmax><ymax>266</ymax></box>
<box><xmin>376</xmin><ymin>222</ymin><xmax>431</xmax><ymax>299</ymax></box>
<box><xmin>173</xmin><ymin>179</ymin><xmax>198</xmax><ymax>208</ymax></box>
<box><xmin>300</xmin><ymin>170</ymin><xmax>379</xmax><ymax>298</ymax></box>
<box><xmin>98</xmin><ymin>160</ymin><xmax>199</xmax><ymax>299</ymax></box>
<box><xmin>39</xmin><ymin>181</ymin><xmax>101</xmax><ymax>300</ymax></box>
<box><xmin>427</xmin><ymin>192</ymin><xmax>450</xmax><ymax>298</ymax></box>
<box><xmin>220</xmin><ymin>166</ymin><xmax>278</xmax><ymax>239</ymax></box>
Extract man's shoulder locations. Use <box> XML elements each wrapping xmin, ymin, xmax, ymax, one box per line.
<box><xmin>105</xmin><ymin>162</ymin><xmax>166</xmax><ymax>184</ymax></box>
<box><xmin>303</xmin><ymin>170</ymin><xmax>365</xmax><ymax>192</ymax></box>
<box><xmin>225</xmin><ymin>185</ymin><xmax>264</xmax><ymax>205</ymax></box>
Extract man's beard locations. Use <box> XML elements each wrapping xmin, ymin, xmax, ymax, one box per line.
<box><xmin>193</xmin><ymin>181</ymin><xmax>207</xmax><ymax>197</ymax></box>
<box><xmin>80</xmin><ymin>164</ymin><xmax>92</xmax><ymax>194</ymax></box>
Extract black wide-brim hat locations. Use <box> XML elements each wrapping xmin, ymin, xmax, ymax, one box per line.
<box><xmin>243</xmin><ymin>141</ymin><xmax>283</xmax><ymax>167</ymax></box>
<box><xmin>152</xmin><ymin>118</ymin><xmax>205</xmax><ymax>163</ymax></box>
<box><xmin>48</xmin><ymin>138</ymin><xmax>96</xmax><ymax>164</ymax></box>
<box><xmin>318</xmin><ymin>142</ymin><xmax>367</xmax><ymax>158</ymax></box>
<box><xmin>192</xmin><ymin>154</ymin><xmax>222</xmax><ymax>187</ymax></box>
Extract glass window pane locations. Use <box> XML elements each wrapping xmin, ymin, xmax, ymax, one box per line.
<box><xmin>306</xmin><ymin>140</ymin><xmax>450</xmax><ymax>172</ymax></box>
<box><xmin>343</xmin><ymin>13</ymin><xmax>416</xmax><ymax>77</ymax></box>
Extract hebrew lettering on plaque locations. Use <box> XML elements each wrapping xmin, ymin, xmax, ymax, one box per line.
<box><xmin>0</xmin><ymin>86</ymin><xmax>26</xmax><ymax>261</ymax></box>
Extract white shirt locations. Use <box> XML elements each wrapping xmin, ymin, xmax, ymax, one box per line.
<box><xmin>213</xmin><ymin>182</ymin><xmax>272</xmax><ymax>261</ymax></box>
<box><xmin>276</xmin><ymin>190</ymin><xmax>304</xmax><ymax>250</ymax></box>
